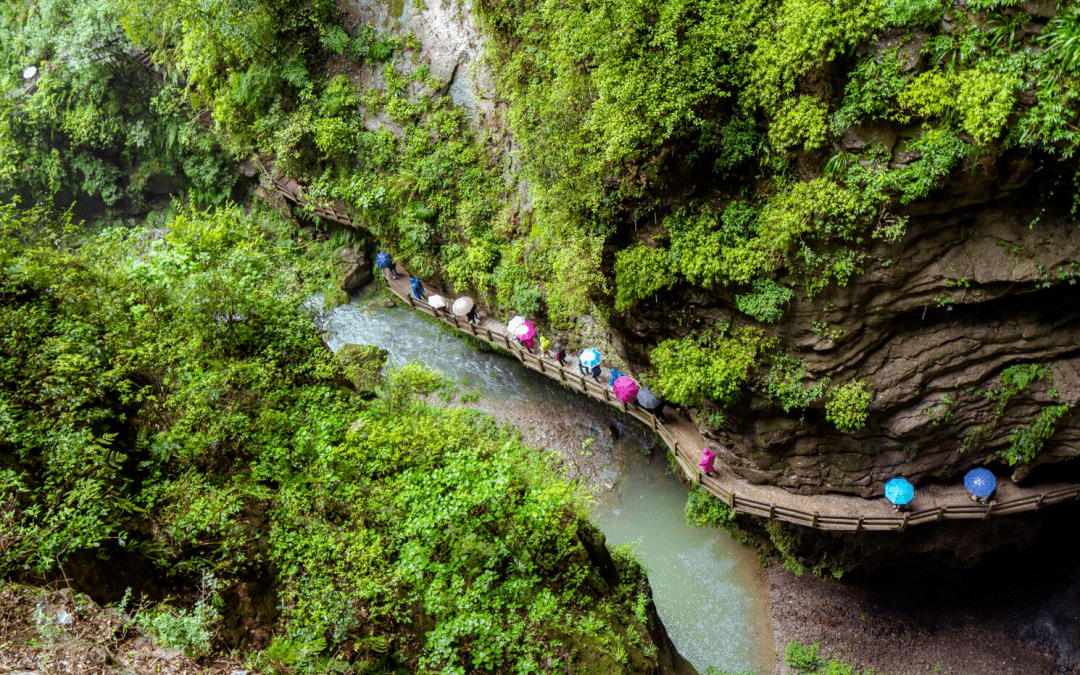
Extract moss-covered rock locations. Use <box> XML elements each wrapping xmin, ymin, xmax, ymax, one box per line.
<box><xmin>335</xmin><ymin>343</ymin><xmax>389</xmax><ymax>396</ymax></box>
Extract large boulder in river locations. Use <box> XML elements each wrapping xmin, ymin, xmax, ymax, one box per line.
<box><xmin>339</xmin><ymin>246</ymin><xmax>372</xmax><ymax>293</ymax></box>
<box><xmin>335</xmin><ymin>343</ymin><xmax>389</xmax><ymax>397</ymax></box>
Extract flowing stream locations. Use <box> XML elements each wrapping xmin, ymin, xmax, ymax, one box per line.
<box><xmin>319</xmin><ymin>290</ymin><xmax>773</xmax><ymax>674</ymax></box>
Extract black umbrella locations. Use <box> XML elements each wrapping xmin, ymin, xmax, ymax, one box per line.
<box><xmin>637</xmin><ymin>387</ymin><xmax>660</xmax><ymax>409</ymax></box>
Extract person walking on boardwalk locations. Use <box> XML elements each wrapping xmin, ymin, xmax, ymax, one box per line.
<box><xmin>409</xmin><ymin>276</ymin><xmax>426</xmax><ymax>301</ymax></box>
<box><xmin>375</xmin><ymin>251</ymin><xmax>399</xmax><ymax>280</ymax></box>
<box><xmin>590</xmin><ymin>364</ymin><xmax>602</xmax><ymax>382</ymax></box>
<box><xmin>884</xmin><ymin>478</ymin><xmax>914</xmax><ymax>513</ymax></box>
<box><xmin>608</xmin><ymin>368</ymin><xmax>623</xmax><ymax>388</ymax></box>
<box><xmin>539</xmin><ymin>334</ymin><xmax>551</xmax><ymax>357</ymax></box>
<box><xmin>699</xmin><ymin>447</ymin><xmax>717</xmax><ymax>477</ymax></box>
<box><xmin>466</xmin><ymin>305</ymin><xmax>479</xmax><ymax>324</ymax></box>
<box><xmin>554</xmin><ymin>344</ymin><xmax>567</xmax><ymax>366</ymax></box>
<box><xmin>964</xmin><ymin>468</ymin><xmax>996</xmax><ymax>504</ymax></box>
<box><xmin>579</xmin><ymin>348</ymin><xmax>601</xmax><ymax>378</ymax></box>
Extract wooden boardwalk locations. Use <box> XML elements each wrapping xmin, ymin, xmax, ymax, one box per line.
<box><xmin>257</xmin><ymin>167</ymin><xmax>1080</xmax><ymax>532</ymax></box>
<box><xmin>380</xmin><ymin>269</ymin><xmax>1080</xmax><ymax>532</ymax></box>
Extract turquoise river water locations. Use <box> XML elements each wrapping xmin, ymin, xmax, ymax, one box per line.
<box><xmin>318</xmin><ymin>291</ymin><xmax>773</xmax><ymax>674</ymax></box>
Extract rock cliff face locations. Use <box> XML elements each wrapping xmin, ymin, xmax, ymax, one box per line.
<box><xmin>618</xmin><ymin>152</ymin><xmax>1080</xmax><ymax>496</ymax></box>
<box><xmin>340</xmin><ymin>0</ymin><xmax>1080</xmax><ymax>500</ymax></box>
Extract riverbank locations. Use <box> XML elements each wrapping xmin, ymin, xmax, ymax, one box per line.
<box><xmin>329</xmin><ymin>287</ymin><xmax>1080</xmax><ymax>675</ymax></box>
<box><xmin>767</xmin><ymin>526</ymin><xmax>1080</xmax><ymax>675</ymax></box>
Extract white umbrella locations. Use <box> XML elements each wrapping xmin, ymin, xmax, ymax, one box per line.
<box><xmin>23</xmin><ymin>66</ymin><xmax>37</xmax><ymax>80</ymax></box>
<box><xmin>428</xmin><ymin>294</ymin><xmax>447</xmax><ymax>310</ymax></box>
<box><xmin>507</xmin><ymin>315</ymin><xmax>526</xmax><ymax>334</ymax></box>
<box><xmin>452</xmin><ymin>296</ymin><xmax>475</xmax><ymax>316</ymax></box>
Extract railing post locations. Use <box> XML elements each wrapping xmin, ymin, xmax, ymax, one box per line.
<box><xmin>936</xmin><ymin>507</ymin><xmax>945</xmax><ymax>521</ymax></box>
<box><xmin>983</xmin><ymin>503</ymin><xmax>994</xmax><ymax>519</ymax></box>
<box><xmin>855</xmin><ymin>517</ymin><xmax>863</xmax><ymax>531</ymax></box>
<box><xmin>899</xmin><ymin>513</ymin><xmax>909</xmax><ymax>531</ymax></box>
<box><xmin>768</xmin><ymin>505</ymin><xmax>776</xmax><ymax>521</ymax></box>
<box><xmin>538</xmin><ymin>358</ymin><xmax>546</xmax><ymax>374</ymax></box>
<box><xmin>810</xmin><ymin>512</ymin><xmax>819</xmax><ymax>528</ymax></box>
<box><xmin>1036</xmin><ymin>493</ymin><xmax>1045</xmax><ymax>509</ymax></box>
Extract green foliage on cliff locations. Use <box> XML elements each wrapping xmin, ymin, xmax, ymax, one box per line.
<box><xmin>785</xmin><ymin>640</ymin><xmax>872</xmax><ymax>674</ymax></box>
<box><xmin>735</xmin><ymin>278</ymin><xmax>794</xmax><ymax>323</ymax></box>
<box><xmin>825</xmin><ymin>380</ymin><xmax>872</xmax><ymax>433</ymax></box>
<box><xmin>0</xmin><ymin>1</ymin><xmax>235</xmax><ymax>206</ymax></box>
<box><xmin>649</xmin><ymin>325</ymin><xmax>765</xmax><ymax>408</ymax></box>
<box><xmin>614</xmin><ymin>243</ymin><xmax>674</xmax><ymax>312</ymax></box>
<box><xmin>1003</xmin><ymin>404</ymin><xmax>1070</xmax><ymax>465</ymax></box>
<box><xmin>0</xmin><ymin>201</ymin><xmax>662</xmax><ymax>669</ymax></box>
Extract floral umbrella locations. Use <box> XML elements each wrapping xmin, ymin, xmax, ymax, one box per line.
<box><xmin>452</xmin><ymin>296</ymin><xmax>475</xmax><ymax>316</ymax></box>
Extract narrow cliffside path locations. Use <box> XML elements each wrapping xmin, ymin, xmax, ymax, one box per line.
<box><xmin>380</xmin><ymin>267</ymin><xmax>1080</xmax><ymax>533</ymax></box>
<box><xmin>253</xmin><ymin>165</ymin><xmax>1080</xmax><ymax>532</ymax></box>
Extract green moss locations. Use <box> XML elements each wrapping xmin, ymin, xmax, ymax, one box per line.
<box><xmin>335</xmin><ymin>344</ymin><xmax>389</xmax><ymax>396</ymax></box>
<box><xmin>825</xmin><ymin>380</ymin><xmax>871</xmax><ymax>433</ymax></box>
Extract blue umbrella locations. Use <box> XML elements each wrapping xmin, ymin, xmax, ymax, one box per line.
<box><xmin>579</xmin><ymin>349</ymin><xmax>601</xmax><ymax>368</ymax></box>
<box><xmin>608</xmin><ymin>369</ymin><xmax>623</xmax><ymax>387</ymax></box>
<box><xmin>884</xmin><ymin>478</ymin><xmax>914</xmax><ymax>505</ymax></box>
<box><xmin>375</xmin><ymin>251</ymin><xmax>393</xmax><ymax>268</ymax></box>
<box><xmin>964</xmin><ymin>468</ymin><xmax>996</xmax><ymax>497</ymax></box>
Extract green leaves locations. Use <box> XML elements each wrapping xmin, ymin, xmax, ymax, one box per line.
<box><xmin>650</xmin><ymin>326</ymin><xmax>765</xmax><ymax>408</ymax></box>
<box><xmin>825</xmin><ymin>380</ymin><xmax>871</xmax><ymax>433</ymax></box>
<box><xmin>613</xmin><ymin>243</ymin><xmax>674</xmax><ymax>312</ymax></box>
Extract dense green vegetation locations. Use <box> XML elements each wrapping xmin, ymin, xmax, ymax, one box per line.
<box><xmin>8</xmin><ymin>0</ymin><xmax>1074</xmax><ymax>445</ymax></box>
<box><xmin>0</xmin><ymin>202</ymin><xmax>664</xmax><ymax>671</ymax></box>
<box><xmin>476</xmin><ymin>0</ymin><xmax>1080</xmax><ymax>437</ymax></box>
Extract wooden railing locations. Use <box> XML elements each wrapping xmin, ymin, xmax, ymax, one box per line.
<box><xmin>380</xmin><ymin>273</ymin><xmax>1080</xmax><ymax>532</ymax></box>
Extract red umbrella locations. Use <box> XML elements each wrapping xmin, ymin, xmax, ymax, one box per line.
<box><xmin>613</xmin><ymin>376</ymin><xmax>638</xmax><ymax>402</ymax></box>
<box><xmin>515</xmin><ymin>320</ymin><xmax>536</xmax><ymax>341</ymax></box>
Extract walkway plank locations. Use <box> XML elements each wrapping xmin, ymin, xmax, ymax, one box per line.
<box><xmin>377</xmin><ymin>267</ymin><xmax>1080</xmax><ymax>532</ymax></box>
<box><xmin>233</xmin><ymin>171</ymin><xmax>1075</xmax><ymax>535</ymax></box>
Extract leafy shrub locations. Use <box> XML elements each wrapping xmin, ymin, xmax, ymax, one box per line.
<box><xmin>136</xmin><ymin>596</ymin><xmax>220</xmax><ymax>657</ymax></box>
<box><xmin>685</xmin><ymin>488</ymin><xmax>735</xmax><ymax>529</ymax></box>
<box><xmin>886</xmin><ymin>127</ymin><xmax>971</xmax><ymax>203</ymax></box>
<box><xmin>883</xmin><ymin>0</ymin><xmax>945</xmax><ymax>28</ymax></box>
<box><xmin>769</xmin><ymin>95</ymin><xmax>830</xmax><ymax>150</ymax></box>
<box><xmin>1040</xmin><ymin>6</ymin><xmax>1080</xmax><ymax>77</ymax></box>
<box><xmin>765</xmin><ymin>354</ymin><xmax>829</xmax><ymax>411</ymax></box>
<box><xmin>511</xmin><ymin>285</ymin><xmax>544</xmax><ymax>316</ymax></box>
<box><xmin>832</xmin><ymin>47</ymin><xmax>909</xmax><ymax>131</ymax></box>
<box><xmin>320</xmin><ymin>25</ymin><xmax>351</xmax><ymax>55</ymax></box>
<box><xmin>708</xmin><ymin>116</ymin><xmax>761</xmax><ymax>175</ymax></box>
<box><xmin>899</xmin><ymin>68</ymin><xmax>1018</xmax><ymax>144</ymax></box>
<box><xmin>1002</xmin><ymin>404</ymin><xmax>1070</xmax><ymax>465</ymax></box>
<box><xmin>613</xmin><ymin>243</ymin><xmax>675</xmax><ymax>312</ymax></box>
<box><xmin>825</xmin><ymin>380</ymin><xmax>871</xmax><ymax>433</ymax></box>
<box><xmin>734</xmin><ymin>277</ymin><xmax>794</xmax><ymax>323</ymax></box>
<box><xmin>649</xmin><ymin>326</ymin><xmax>765</xmax><ymax>408</ymax></box>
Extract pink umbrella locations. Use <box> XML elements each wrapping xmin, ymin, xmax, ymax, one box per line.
<box><xmin>515</xmin><ymin>320</ymin><xmax>536</xmax><ymax>341</ymax></box>
<box><xmin>613</xmin><ymin>376</ymin><xmax>638</xmax><ymax>403</ymax></box>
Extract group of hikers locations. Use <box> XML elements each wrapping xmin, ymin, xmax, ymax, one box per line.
<box><xmin>883</xmin><ymin>467</ymin><xmax>997</xmax><ymax>514</ymax></box>
<box><xmin>380</xmin><ymin>253</ymin><xmax>1002</xmax><ymax>517</ymax></box>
